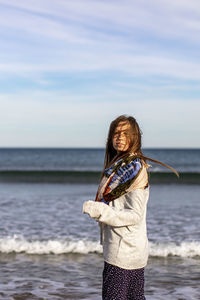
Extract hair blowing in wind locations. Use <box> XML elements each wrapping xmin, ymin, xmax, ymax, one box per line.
<box><xmin>103</xmin><ymin>115</ymin><xmax>179</xmax><ymax>177</ymax></box>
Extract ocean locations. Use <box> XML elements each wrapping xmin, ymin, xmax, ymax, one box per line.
<box><xmin>0</xmin><ymin>148</ymin><xmax>199</xmax><ymax>300</ymax></box>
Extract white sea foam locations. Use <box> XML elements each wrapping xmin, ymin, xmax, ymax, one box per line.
<box><xmin>0</xmin><ymin>236</ymin><xmax>199</xmax><ymax>257</ymax></box>
<box><xmin>0</xmin><ymin>236</ymin><xmax>102</xmax><ymax>255</ymax></box>
<box><xmin>149</xmin><ymin>241</ymin><xmax>200</xmax><ymax>258</ymax></box>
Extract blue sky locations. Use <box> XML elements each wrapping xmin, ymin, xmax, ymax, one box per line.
<box><xmin>0</xmin><ymin>0</ymin><xmax>200</xmax><ymax>148</ymax></box>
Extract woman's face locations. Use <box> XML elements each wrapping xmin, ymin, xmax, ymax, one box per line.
<box><xmin>112</xmin><ymin>121</ymin><xmax>131</xmax><ymax>153</ymax></box>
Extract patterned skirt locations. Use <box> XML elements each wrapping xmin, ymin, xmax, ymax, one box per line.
<box><xmin>102</xmin><ymin>261</ymin><xmax>146</xmax><ymax>300</ymax></box>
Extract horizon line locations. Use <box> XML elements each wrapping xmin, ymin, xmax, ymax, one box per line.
<box><xmin>0</xmin><ymin>146</ymin><xmax>199</xmax><ymax>150</ymax></box>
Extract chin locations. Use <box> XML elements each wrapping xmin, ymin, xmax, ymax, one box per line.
<box><xmin>118</xmin><ymin>148</ymin><xmax>127</xmax><ymax>152</ymax></box>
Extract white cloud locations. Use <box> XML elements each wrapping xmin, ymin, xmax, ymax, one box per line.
<box><xmin>1</xmin><ymin>0</ymin><xmax>200</xmax><ymax>42</ymax></box>
<box><xmin>0</xmin><ymin>0</ymin><xmax>200</xmax><ymax>82</ymax></box>
<box><xmin>1</xmin><ymin>53</ymin><xmax>200</xmax><ymax>82</ymax></box>
<box><xmin>0</xmin><ymin>1</ymin><xmax>200</xmax><ymax>147</ymax></box>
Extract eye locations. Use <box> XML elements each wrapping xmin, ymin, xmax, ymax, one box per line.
<box><xmin>124</xmin><ymin>131</ymin><xmax>130</xmax><ymax>136</ymax></box>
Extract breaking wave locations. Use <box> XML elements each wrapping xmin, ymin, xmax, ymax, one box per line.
<box><xmin>0</xmin><ymin>170</ymin><xmax>199</xmax><ymax>184</ymax></box>
<box><xmin>0</xmin><ymin>236</ymin><xmax>199</xmax><ymax>258</ymax></box>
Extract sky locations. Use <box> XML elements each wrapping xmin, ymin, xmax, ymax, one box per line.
<box><xmin>0</xmin><ymin>0</ymin><xmax>200</xmax><ymax>148</ymax></box>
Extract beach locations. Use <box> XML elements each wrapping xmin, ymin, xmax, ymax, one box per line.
<box><xmin>0</xmin><ymin>148</ymin><xmax>199</xmax><ymax>299</ymax></box>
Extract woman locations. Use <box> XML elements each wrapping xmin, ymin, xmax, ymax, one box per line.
<box><xmin>83</xmin><ymin>115</ymin><xmax>178</xmax><ymax>300</ymax></box>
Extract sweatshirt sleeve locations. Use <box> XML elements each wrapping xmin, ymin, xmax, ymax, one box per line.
<box><xmin>82</xmin><ymin>190</ymin><xmax>147</xmax><ymax>227</ymax></box>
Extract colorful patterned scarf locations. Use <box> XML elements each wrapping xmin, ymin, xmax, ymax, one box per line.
<box><xmin>95</xmin><ymin>154</ymin><xmax>149</xmax><ymax>203</ymax></box>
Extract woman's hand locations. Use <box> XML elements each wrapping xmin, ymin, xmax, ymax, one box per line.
<box><xmin>82</xmin><ymin>200</ymin><xmax>94</xmax><ymax>216</ymax></box>
<box><xmin>82</xmin><ymin>200</ymin><xmax>105</xmax><ymax>219</ymax></box>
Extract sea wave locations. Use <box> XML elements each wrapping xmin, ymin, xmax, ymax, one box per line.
<box><xmin>0</xmin><ymin>236</ymin><xmax>102</xmax><ymax>255</ymax></box>
<box><xmin>0</xmin><ymin>170</ymin><xmax>199</xmax><ymax>184</ymax></box>
<box><xmin>0</xmin><ymin>236</ymin><xmax>199</xmax><ymax>258</ymax></box>
<box><xmin>149</xmin><ymin>241</ymin><xmax>200</xmax><ymax>258</ymax></box>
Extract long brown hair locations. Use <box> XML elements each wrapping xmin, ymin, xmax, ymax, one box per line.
<box><xmin>103</xmin><ymin>115</ymin><xmax>179</xmax><ymax>177</ymax></box>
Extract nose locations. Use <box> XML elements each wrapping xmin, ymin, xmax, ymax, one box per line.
<box><xmin>116</xmin><ymin>132</ymin><xmax>124</xmax><ymax>139</ymax></box>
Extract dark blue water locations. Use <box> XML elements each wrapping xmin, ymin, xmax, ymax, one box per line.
<box><xmin>0</xmin><ymin>147</ymin><xmax>199</xmax><ymax>172</ymax></box>
<box><xmin>0</xmin><ymin>148</ymin><xmax>199</xmax><ymax>186</ymax></box>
